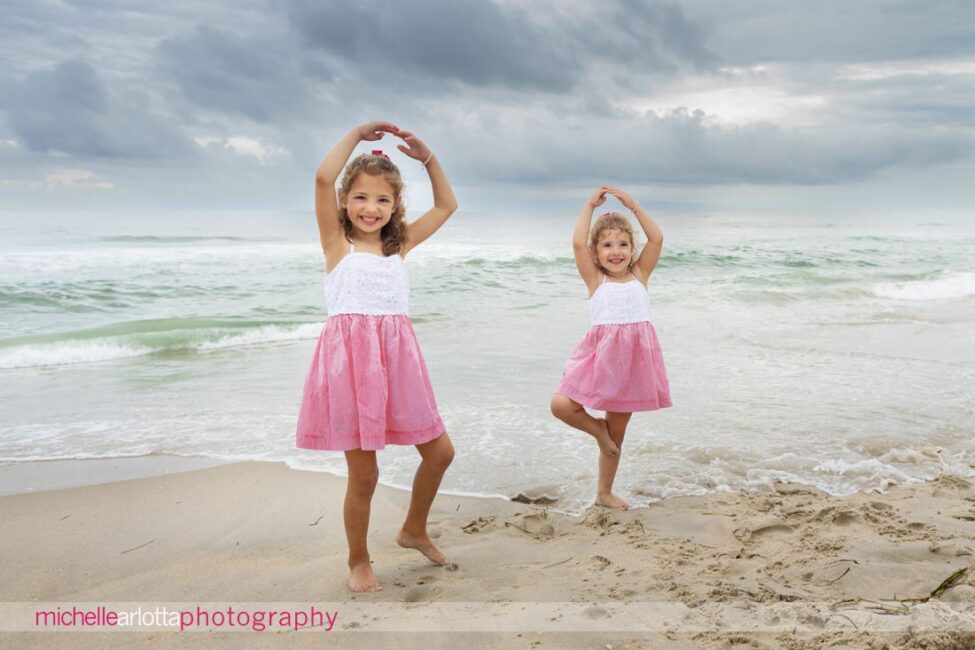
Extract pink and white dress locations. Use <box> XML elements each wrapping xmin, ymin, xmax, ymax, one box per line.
<box><xmin>557</xmin><ymin>273</ymin><xmax>672</xmax><ymax>413</ymax></box>
<box><xmin>296</xmin><ymin>243</ymin><xmax>445</xmax><ymax>451</ymax></box>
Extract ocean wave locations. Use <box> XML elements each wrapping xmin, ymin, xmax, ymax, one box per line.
<box><xmin>872</xmin><ymin>272</ymin><xmax>975</xmax><ymax>300</ymax></box>
<box><xmin>660</xmin><ymin>249</ymin><xmax>886</xmax><ymax>271</ymax></box>
<box><xmin>0</xmin><ymin>319</ymin><xmax>324</xmax><ymax>369</ymax></box>
<box><xmin>98</xmin><ymin>235</ymin><xmax>274</xmax><ymax>243</ymax></box>
<box><xmin>731</xmin><ymin>285</ymin><xmax>875</xmax><ymax>304</ymax></box>
<box><xmin>197</xmin><ymin>322</ymin><xmax>323</xmax><ymax>350</ymax></box>
<box><xmin>444</xmin><ymin>249</ymin><xmax>882</xmax><ymax>272</ymax></box>
<box><xmin>0</xmin><ymin>281</ymin><xmax>218</xmax><ymax>311</ymax></box>
<box><xmin>0</xmin><ymin>243</ymin><xmax>319</xmax><ymax>275</ymax></box>
<box><xmin>453</xmin><ymin>254</ymin><xmax>574</xmax><ymax>270</ymax></box>
<box><xmin>660</xmin><ymin>250</ymin><xmax>747</xmax><ymax>268</ymax></box>
<box><xmin>0</xmin><ymin>450</ymin><xmax>172</xmax><ymax>463</ymax></box>
<box><xmin>0</xmin><ymin>341</ymin><xmax>153</xmax><ymax>369</ymax></box>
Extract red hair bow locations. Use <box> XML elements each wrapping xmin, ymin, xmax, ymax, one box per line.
<box><xmin>371</xmin><ymin>150</ymin><xmax>390</xmax><ymax>159</ymax></box>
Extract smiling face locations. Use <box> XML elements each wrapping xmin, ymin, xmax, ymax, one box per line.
<box><xmin>593</xmin><ymin>228</ymin><xmax>634</xmax><ymax>276</ymax></box>
<box><xmin>343</xmin><ymin>172</ymin><xmax>396</xmax><ymax>235</ymax></box>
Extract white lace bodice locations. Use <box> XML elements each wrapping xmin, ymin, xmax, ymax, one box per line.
<box><xmin>323</xmin><ymin>245</ymin><xmax>409</xmax><ymax>316</ymax></box>
<box><xmin>589</xmin><ymin>275</ymin><xmax>651</xmax><ymax>326</ymax></box>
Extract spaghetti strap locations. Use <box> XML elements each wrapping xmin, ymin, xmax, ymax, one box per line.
<box><xmin>349</xmin><ymin>240</ymin><xmax>356</xmax><ymax>253</ymax></box>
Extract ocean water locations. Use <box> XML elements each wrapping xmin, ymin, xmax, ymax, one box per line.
<box><xmin>1</xmin><ymin>210</ymin><xmax>973</xmax><ymax>513</ymax></box>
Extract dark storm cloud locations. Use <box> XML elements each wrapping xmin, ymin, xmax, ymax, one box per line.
<box><xmin>832</xmin><ymin>72</ymin><xmax>975</xmax><ymax>128</ymax></box>
<box><xmin>284</xmin><ymin>0</ymin><xmax>713</xmax><ymax>92</ymax></box>
<box><xmin>285</xmin><ymin>0</ymin><xmax>580</xmax><ymax>91</ymax></box>
<box><xmin>428</xmin><ymin>105</ymin><xmax>973</xmax><ymax>187</ymax></box>
<box><xmin>577</xmin><ymin>0</ymin><xmax>715</xmax><ymax>73</ymax></box>
<box><xmin>681</xmin><ymin>0</ymin><xmax>975</xmax><ymax>65</ymax></box>
<box><xmin>1</xmin><ymin>60</ymin><xmax>189</xmax><ymax>159</ymax></box>
<box><xmin>158</xmin><ymin>24</ymin><xmax>317</xmax><ymax>122</ymax></box>
<box><xmin>1</xmin><ymin>0</ymin><xmax>973</xmax><ymax>207</ymax></box>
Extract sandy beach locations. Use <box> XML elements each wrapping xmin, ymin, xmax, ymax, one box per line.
<box><xmin>1</xmin><ymin>459</ymin><xmax>974</xmax><ymax>648</ymax></box>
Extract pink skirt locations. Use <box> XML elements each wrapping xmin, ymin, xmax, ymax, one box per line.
<box><xmin>296</xmin><ymin>314</ymin><xmax>445</xmax><ymax>451</ymax></box>
<box><xmin>557</xmin><ymin>321</ymin><xmax>672</xmax><ymax>413</ymax></box>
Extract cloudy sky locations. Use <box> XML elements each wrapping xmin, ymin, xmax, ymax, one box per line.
<box><xmin>2</xmin><ymin>0</ymin><xmax>974</xmax><ymax>216</ymax></box>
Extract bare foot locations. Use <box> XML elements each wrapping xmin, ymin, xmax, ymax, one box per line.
<box><xmin>397</xmin><ymin>529</ymin><xmax>447</xmax><ymax>565</ymax></box>
<box><xmin>595</xmin><ymin>492</ymin><xmax>629</xmax><ymax>510</ymax></box>
<box><xmin>348</xmin><ymin>561</ymin><xmax>382</xmax><ymax>592</ymax></box>
<box><xmin>593</xmin><ymin>419</ymin><xmax>619</xmax><ymax>457</ymax></box>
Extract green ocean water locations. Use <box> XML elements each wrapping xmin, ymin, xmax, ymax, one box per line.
<box><xmin>1</xmin><ymin>210</ymin><xmax>973</xmax><ymax>512</ymax></box>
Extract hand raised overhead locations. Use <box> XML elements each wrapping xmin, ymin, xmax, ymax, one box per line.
<box><xmin>356</xmin><ymin>121</ymin><xmax>400</xmax><ymax>142</ymax></box>
<box><xmin>586</xmin><ymin>185</ymin><xmax>611</xmax><ymax>208</ymax></box>
<box><xmin>394</xmin><ymin>130</ymin><xmax>433</xmax><ymax>164</ymax></box>
<box><xmin>604</xmin><ymin>187</ymin><xmax>638</xmax><ymax>211</ymax></box>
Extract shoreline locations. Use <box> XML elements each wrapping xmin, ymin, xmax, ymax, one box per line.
<box><xmin>0</xmin><ymin>454</ymin><xmax>516</xmax><ymax>506</ymax></box>
<box><xmin>2</xmin><ymin>453</ymin><xmax>965</xmax><ymax>516</ymax></box>
<box><xmin>1</xmin><ymin>459</ymin><xmax>973</xmax><ymax>647</ymax></box>
<box><xmin>0</xmin><ymin>454</ymin><xmax>231</xmax><ymax>497</ymax></box>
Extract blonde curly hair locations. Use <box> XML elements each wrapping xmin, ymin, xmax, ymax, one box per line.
<box><xmin>337</xmin><ymin>153</ymin><xmax>408</xmax><ymax>256</ymax></box>
<box><xmin>589</xmin><ymin>211</ymin><xmax>639</xmax><ymax>271</ymax></box>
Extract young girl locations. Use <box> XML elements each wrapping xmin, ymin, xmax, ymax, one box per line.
<box><xmin>297</xmin><ymin>121</ymin><xmax>457</xmax><ymax>592</ymax></box>
<box><xmin>550</xmin><ymin>185</ymin><xmax>672</xmax><ymax>511</ymax></box>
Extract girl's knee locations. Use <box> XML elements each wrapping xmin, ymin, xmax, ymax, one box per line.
<box><xmin>606</xmin><ymin>412</ymin><xmax>632</xmax><ymax>438</ymax></box>
<box><xmin>347</xmin><ymin>469</ymin><xmax>379</xmax><ymax>495</ymax></box>
<box><xmin>429</xmin><ymin>438</ymin><xmax>455</xmax><ymax>472</ymax></box>
<box><xmin>550</xmin><ymin>394</ymin><xmax>571</xmax><ymax>418</ymax></box>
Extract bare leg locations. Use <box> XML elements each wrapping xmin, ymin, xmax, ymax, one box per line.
<box><xmin>397</xmin><ymin>432</ymin><xmax>454</xmax><ymax>565</ymax></box>
<box><xmin>595</xmin><ymin>411</ymin><xmax>632</xmax><ymax>510</ymax></box>
<box><xmin>550</xmin><ymin>394</ymin><xmax>619</xmax><ymax>456</ymax></box>
<box><xmin>344</xmin><ymin>449</ymin><xmax>382</xmax><ymax>592</ymax></box>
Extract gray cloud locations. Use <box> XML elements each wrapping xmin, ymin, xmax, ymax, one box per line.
<box><xmin>1</xmin><ymin>0</ymin><xmax>973</xmax><ymax>210</ymax></box>
<box><xmin>285</xmin><ymin>0</ymin><xmax>713</xmax><ymax>92</ymax></box>
<box><xmin>575</xmin><ymin>1</ymin><xmax>715</xmax><ymax>74</ymax></box>
<box><xmin>832</xmin><ymin>73</ymin><xmax>975</xmax><ymax>128</ymax></box>
<box><xmin>286</xmin><ymin>0</ymin><xmax>580</xmax><ymax>91</ymax></box>
<box><xmin>418</xmin><ymin>103</ymin><xmax>973</xmax><ymax>187</ymax></box>
<box><xmin>681</xmin><ymin>1</ymin><xmax>975</xmax><ymax>65</ymax></box>
<box><xmin>2</xmin><ymin>60</ymin><xmax>190</xmax><ymax>159</ymax></box>
<box><xmin>158</xmin><ymin>24</ymin><xmax>318</xmax><ymax>122</ymax></box>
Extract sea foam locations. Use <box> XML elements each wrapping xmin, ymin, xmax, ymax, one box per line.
<box><xmin>872</xmin><ymin>272</ymin><xmax>975</xmax><ymax>300</ymax></box>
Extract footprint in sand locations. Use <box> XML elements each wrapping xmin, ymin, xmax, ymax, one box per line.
<box><xmin>505</xmin><ymin>514</ymin><xmax>555</xmax><ymax>539</ymax></box>
<box><xmin>461</xmin><ymin>516</ymin><xmax>495</xmax><ymax>534</ymax></box>
<box><xmin>404</xmin><ymin>587</ymin><xmax>439</xmax><ymax>603</ymax></box>
<box><xmin>734</xmin><ymin>517</ymin><xmax>794</xmax><ymax>543</ymax></box>
<box><xmin>813</xmin><ymin>506</ymin><xmax>860</xmax><ymax>526</ymax></box>
<box><xmin>522</xmin><ymin>514</ymin><xmax>555</xmax><ymax>538</ymax></box>
<box><xmin>929</xmin><ymin>541</ymin><xmax>974</xmax><ymax>556</ymax></box>
<box><xmin>833</xmin><ymin>510</ymin><xmax>860</xmax><ymax>526</ymax></box>
<box><xmin>581</xmin><ymin>508</ymin><xmax>620</xmax><ymax>530</ymax></box>
<box><xmin>590</xmin><ymin>555</ymin><xmax>612</xmax><ymax>570</ymax></box>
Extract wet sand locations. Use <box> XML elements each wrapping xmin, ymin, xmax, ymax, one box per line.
<box><xmin>1</xmin><ymin>460</ymin><xmax>974</xmax><ymax>648</ymax></box>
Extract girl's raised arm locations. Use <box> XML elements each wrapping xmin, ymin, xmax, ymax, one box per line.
<box><xmin>315</xmin><ymin>121</ymin><xmax>399</xmax><ymax>263</ymax></box>
<box><xmin>398</xmin><ymin>131</ymin><xmax>458</xmax><ymax>255</ymax></box>
<box><xmin>574</xmin><ymin>186</ymin><xmax>609</xmax><ymax>294</ymax></box>
<box><xmin>606</xmin><ymin>188</ymin><xmax>663</xmax><ymax>283</ymax></box>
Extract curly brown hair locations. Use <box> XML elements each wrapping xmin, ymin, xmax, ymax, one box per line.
<box><xmin>337</xmin><ymin>153</ymin><xmax>408</xmax><ymax>256</ymax></box>
<box><xmin>589</xmin><ymin>211</ymin><xmax>639</xmax><ymax>271</ymax></box>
